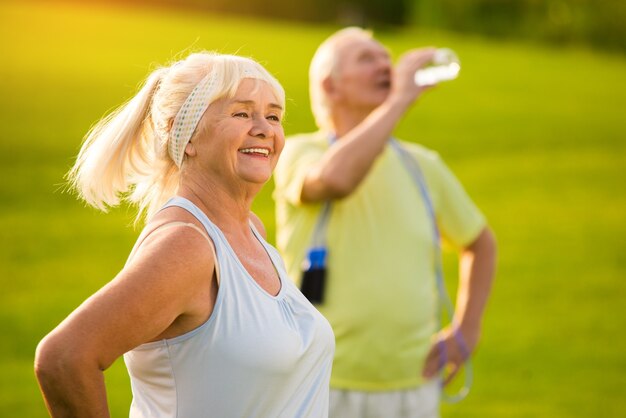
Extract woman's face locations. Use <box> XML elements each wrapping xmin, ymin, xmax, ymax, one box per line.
<box><xmin>192</xmin><ymin>78</ymin><xmax>285</xmax><ymax>187</ymax></box>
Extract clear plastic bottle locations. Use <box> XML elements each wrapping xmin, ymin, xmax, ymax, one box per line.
<box><xmin>414</xmin><ymin>48</ymin><xmax>461</xmax><ymax>87</ymax></box>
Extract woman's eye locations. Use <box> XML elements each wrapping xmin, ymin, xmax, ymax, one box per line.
<box><xmin>233</xmin><ymin>112</ymin><xmax>249</xmax><ymax>118</ymax></box>
<box><xmin>267</xmin><ymin>115</ymin><xmax>281</xmax><ymax>122</ymax></box>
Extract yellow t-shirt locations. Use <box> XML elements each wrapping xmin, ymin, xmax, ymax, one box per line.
<box><xmin>273</xmin><ymin>132</ymin><xmax>486</xmax><ymax>390</ymax></box>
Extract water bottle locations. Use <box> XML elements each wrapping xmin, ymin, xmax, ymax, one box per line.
<box><xmin>414</xmin><ymin>48</ymin><xmax>461</xmax><ymax>87</ymax></box>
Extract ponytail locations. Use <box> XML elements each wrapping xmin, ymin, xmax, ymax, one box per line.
<box><xmin>67</xmin><ymin>67</ymin><xmax>168</xmax><ymax>216</ymax></box>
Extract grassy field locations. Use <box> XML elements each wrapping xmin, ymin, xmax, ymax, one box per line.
<box><xmin>1</xmin><ymin>1</ymin><xmax>625</xmax><ymax>416</ymax></box>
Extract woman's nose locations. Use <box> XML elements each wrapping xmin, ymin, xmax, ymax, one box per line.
<box><xmin>250</xmin><ymin>116</ymin><xmax>272</xmax><ymax>139</ymax></box>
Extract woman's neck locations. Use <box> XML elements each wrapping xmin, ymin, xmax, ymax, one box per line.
<box><xmin>177</xmin><ymin>176</ymin><xmax>256</xmax><ymax>235</ymax></box>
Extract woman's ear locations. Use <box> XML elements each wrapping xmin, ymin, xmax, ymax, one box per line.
<box><xmin>184</xmin><ymin>142</ymin><xmax>197</xmax><ymax>157</ymax></box>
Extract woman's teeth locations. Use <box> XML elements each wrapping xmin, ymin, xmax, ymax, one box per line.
<box><xmin>240</xmin><ymin>148</ymin><xmax>269</xmax><ymax>156</ymax></box>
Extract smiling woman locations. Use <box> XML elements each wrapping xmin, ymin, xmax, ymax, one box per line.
<box><xmin>33</xmin><ymin>52</ymin><xmax>335</xmax><ymax>418</ymax></box>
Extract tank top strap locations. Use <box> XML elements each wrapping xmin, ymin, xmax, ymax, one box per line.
<box><xmin>161</xmin><ymin>196</ymin><xmax>223</xmax><ymax>240</ymax></box>
<box><xmin>248</xmin><ymin>221</ymin><xmax>284</xmax><ymax>277</ymax></box>
<box><xmin>160</xmin><ymin>196</ymin><xmax>234</xmax><ymax>280</ymax></box>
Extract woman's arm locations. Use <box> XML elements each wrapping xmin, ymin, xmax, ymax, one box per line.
<box><xmin>34</xmin><ymin>224</ymin><xmax>216</xmax><ymax>417</ymax></box>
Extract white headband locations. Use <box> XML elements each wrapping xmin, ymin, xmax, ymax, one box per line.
<box><xmin>168</xmin><ymin>73</ymin><xmax>216</xmax><ymax>167</ymax></box>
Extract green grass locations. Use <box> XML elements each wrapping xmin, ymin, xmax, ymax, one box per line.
<box><xmin>1</xmin><ymin>1</ymin><xmax>625</xmax><ymax>416</ymax></box>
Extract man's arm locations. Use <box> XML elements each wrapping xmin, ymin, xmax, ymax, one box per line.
<box><xmin>422</xmin><ymin>227</ymin><xmax>497</xmax><ymax>383</ymax></box>
<box><xmin>301</xmin><ymin>49</ymin><xmax>436</xmax><ymax>203</ymax></box>
<box><xmin>456</xmin><ymin>227</ymin><xmax>498</xmax><ymax>350</ymax></box>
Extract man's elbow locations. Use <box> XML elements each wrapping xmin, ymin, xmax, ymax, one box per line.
<box><xmin>326</xmin><ymin>183</ymin><xmax>354</xmax><ymax>200</ymax></box>
<box><xmin>302</xmin><ymin>176</ymin><xmax>356</xmax><ymax>202</ymax></box>
<box><xmin>319</xmin><ymin>173</ymin><xmax>358</xmax><ymax>200</ymax></box>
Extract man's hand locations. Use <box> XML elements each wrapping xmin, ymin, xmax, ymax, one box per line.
<box><xmin>422</xmin><ymin>324</ymin><xmax>477</xmax><ymax>386</ymax></box>
<box><xmin>389</xmin><ymin>48</ymin><xmax>437</xmax><ymax>108</ymax></box>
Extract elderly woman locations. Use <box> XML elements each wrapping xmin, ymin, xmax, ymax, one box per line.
<box><xmin>34</xmin><ymin>52</ymin><xmax>335</xmax><ymax>418</ymax></box>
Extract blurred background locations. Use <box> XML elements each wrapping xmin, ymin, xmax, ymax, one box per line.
<box><xmin>1</xmin><ymin>0</ymin><xmax>624</xmax><ymax>416</ymax></box>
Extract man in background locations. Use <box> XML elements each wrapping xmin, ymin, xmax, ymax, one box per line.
<box><xmin>274</xmin><ymin>27</ymin><xmax>497</xmax><ymax>418</ymax></box>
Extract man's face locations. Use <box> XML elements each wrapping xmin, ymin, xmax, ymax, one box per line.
<box><xmin>330</xmin><ymin>37</ymin><xmax>392</xmax><ymax>111</ymax></box>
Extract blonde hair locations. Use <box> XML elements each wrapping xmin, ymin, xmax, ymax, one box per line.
<box><xmin>67</xmin><ymin>52</ymin><xmax>285</xmax><ymax>222</ymax></box>
<box><xmin>309</xmin><ymin>27</ymin><xmax>373</xmax><ymax>132</ymax></box>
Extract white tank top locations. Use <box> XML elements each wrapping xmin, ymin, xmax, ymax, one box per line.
<box><xmin>123</xmin><ymin>197</ymin><xmax>335</xmax><ymax>418</ymax></box>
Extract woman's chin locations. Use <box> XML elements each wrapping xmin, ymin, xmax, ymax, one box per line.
<box><xmin>239</xmin><ymin>171</ymin><xmax>272</xmax><ymax>187</ymax></box>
